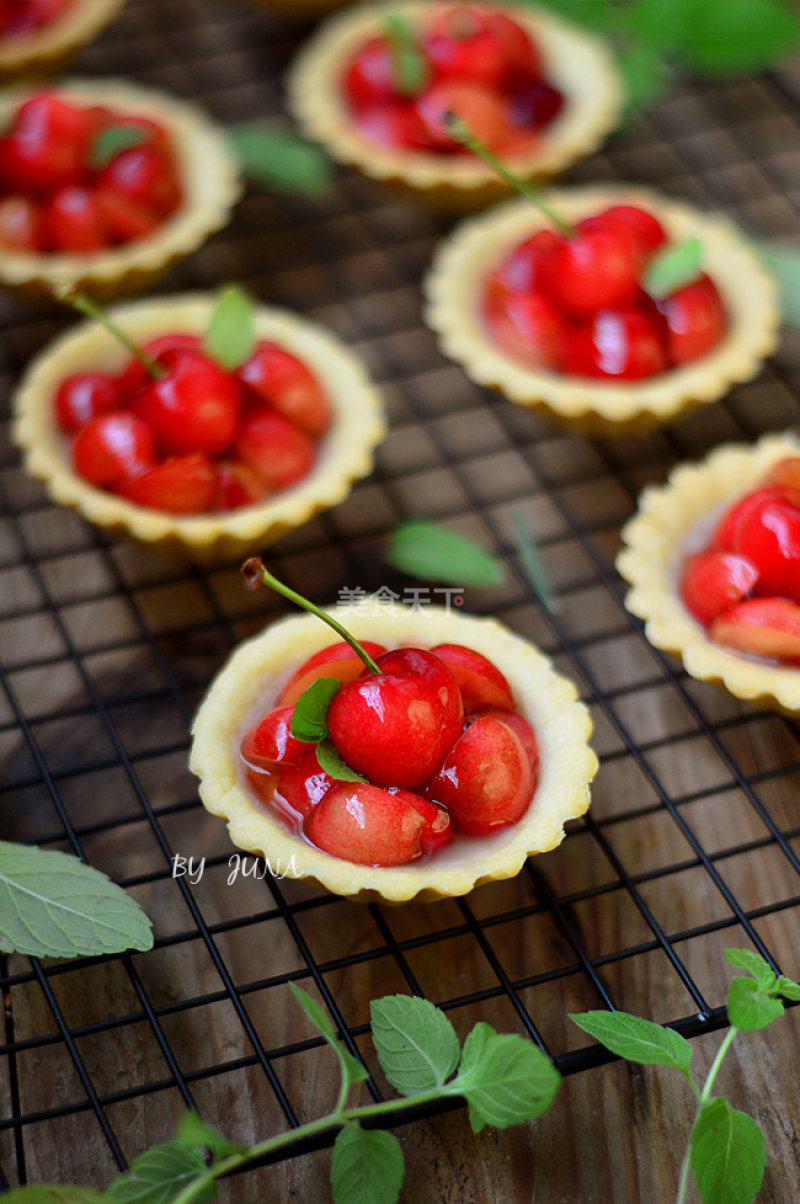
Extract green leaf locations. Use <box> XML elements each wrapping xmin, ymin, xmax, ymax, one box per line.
<box><xmin>228</xmin><ymin>123</ymin><xmax>333</xmax><ymax>196</ymax></box>
<box><xmin>370</xmin><ymin>995</ymin><xmax>460</xmax><ymax>1095</ymax></box>
<box><xmin>290</xmin><ymin>983</ymin><xmax>369</xmax><ymax>1088</ymax></box>
<box><xmin>689</xmin><ymin>1098</ymin><xmax>766</xmax><ymax>1204</ymax></box>
<box><xmin>0</xmin><ymin>841</ymin><xmax>153</xmax><ymax>959</ymax></box>
<box><xmin>203</xmin><ymin>285</ymin><xmax>255</xmax><ymax>371</ymax></box>
<box><xmin>105</xmin><ymin>1142</ymin><xmax>214</xmax><ymax>1203</ymax></box>
<box><xmin>2</xmin><ymin>1189</ymin><xmax>108</xmax><ymax>1203</ymax></box>
<box><xmin>383</xmin><ymin>14</ymin><xmax>430</xmax><ymax>96</ymax></box>
<box><xmin>289</xmin><ymin>677</ymin><xmax>341</xmax><ymax>743</ymax></box>
<box><xmin>726</xmin><ymin>977</ymin><xmax>784</xmax><ymax>1031</ymax></box>
<box><xmin>453</xmin><ymin>1023</ymin><xmax>560</xmax><ymax>1133</ymax></box>
<box><xmin>315</xmin><ymin>738</ymin><xmax>368</xmax><ymax>784</ymax></box>
<box><xmin>631</xmin><ymin>0</ymin><xmax>695</xmax><ymax>52</ymax></box>
<box><xmin>677</xmin><ymin>0</ymin><xmax>800</xmax><ymax>75</ymax></box>
<box><xmin>724</xmin><ymin>947</ymin><xmax>777</xmax><ymax>992</ymax></box>
<box><xmin>331</xmin><ymin>1125</ymin><xmax>404</xmax><ymax>1204</ymax></box>
<box><xmin>516</xmin><ymin>0</ymin><xmax>626</xmax><ymax>33</ymax></box>
<box><xmin>756</xmin><ymin>242</ymin><xmax>800</xmax><ymax>326</ymax></box>
<box><xmin>175</xmin><ymin>1112</ymin><xmax>246</xmax><ymax>1160</ymax></box>
<box><xmin>616</xmin><ymin>44</ymin><xmax>670</xmax><ymax>122</ymax></box>
<box><xmin>776</xmin><ymin>975</ymin><xmax>800</xmax><ymax>1001</ymax></box>
<box><xmin>643</xmin><ymin>236</ymin><xmax>704</xmax><ymax>299</ymax></box>
<box><xmin>570</xmin><ymin>1010</ymin><xmax>693</xmax><ymax>1079</ymax></box>
<box><xmin>386</xmin><ymin>520</ymin><xmax>505</xmax><ymax>588</ymax></box>
<box><xmin>87</xmin><ymin>124</ymin><xmax>149</xmax><ymax>170</ymax></box>
<box><xmin>511</xmin><ymin>511</ymin><xmax>556</xmax><ymax>613</ymax></box>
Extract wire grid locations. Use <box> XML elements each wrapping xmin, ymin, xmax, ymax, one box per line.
<box><xmin>1</xmin><ymin>0</ymin><xmax>800</xmax><ymax>1194</ymax></box>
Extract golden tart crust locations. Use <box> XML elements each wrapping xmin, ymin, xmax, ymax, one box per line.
<box><xmin>0</xmin><ymin>78</ymin><xmax>241</xmax><ymax>302</ymax></box>
<box><xmin>190</xmin><ymin>603</ymin><xmax>598</xmax><ymax>903</ymax></box>
<box><xmin>617</xmin><ymin>433</ymin><xmax>800</xmax><ymax>713</ymax></box>
<box><xmin>0</xmin><ymin>0</ymin><xmax>126</xmax><ymax>80</ymax></box>
<box><xmin>286</xmin><ymin>0</ymin><xmax>624</xmax><ymax>210</ymax></box>
<box><xmin>12</xmin><ymin>293</ymin><xmax>387</xmax><ymax>558</ymax></box>
<box><xmin>424</xmin><ymin>184</ymin><xmax>781</xmax><ymax>436</ymax></box>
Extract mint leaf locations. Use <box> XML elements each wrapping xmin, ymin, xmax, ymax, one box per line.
<box><xmin>290</xmin><ymin>983</ymin><xmax>369</xmax><ymax>1088</ymax></box>
<box><xmin>677</xmin><ymin>0</ymin><xmax>800</xmax><ymax>75</ymax></box>
<box><xmin>315</xmin><ymin>738</ymin><xmax>368</xmax><ymax>784</ymax></box>
<box><xmin>689</xmin><ymin>1098</ymin><xmax>766</xmax><ymax>1204</ymax></box>
<box><xmin>87</xmin><ymin>124</ymin><xmax>149</xmax><ymax>170</ymax></box>
<box><xmin>370</xmin><ymin>995</ymin><xmax>460</xmax><ymax>1095</ymax></box>
<box><xmin>204</xmin><ymin>285</ymin><xmax>255</xmax><ymax>371</ymax></box>
<box><xmin>631</xmin><ymin>0</ymin><xmax>694</xmax><ymax>52</ymax></box>
<box><xmin>228</xmin><ymin>123</ymin><xmax>333</xmax><ymax>196</ymax></box>
<box><xmin>105</xmin><ymin>1142</ymin><xmax>214</xmax><ymax>1203</ymax></box>
<box><xmin>516</xmin><ymin>0</ymin><xmax>625</xmax><ymax>33</ymax></box>
<box><xmin>0</xmin><ymin>841</ymin><xmax>153</xmax><ymax>959</ymax></box>
<box><xmin>384</xmin><ymin>14</ymin><xmax>430</xmax><ymax>96</ymax></box>
<box><xmin>331</xmin><ymin>1125</ymin><xmax>404</xmax><ymax>1204</ymax></box>
<box><xmin>776</xmin><ymin>975</ymin><xmax>800</xmax><ymax>1001</ymax></box>
<box><xmin>289</xmin><ymin>677</ymin><xmax>341</xmax><ymax>743</ymax></box>
<box><xmin>616</xmin><ymin>44</ymin><xmax>670</xmax><ymax>121</ymax></box>
<box><xmin>756</xmin><ymin>242</ymin><xmax>800</xmax><ymax>325</ymax></box>
<box><xmin>175</xmin><ymin>1112</ymin><xmax>246</xmax><ymax>1159</ymax></box>
<box><xmin>453</xmin><ymin>1024</ymin><xmax>560</xmax><ymax>1133</ymax></box>
<box><xmin>570</xmin><ymin>1010</ymin><xmax>693</xmax><ymax>1080</ymax></box>
<box><xmin>387</xmin><ymin>520</ymin><xmax>505</xmax><ymax>588</ymax></box>
<box><xmin>724</xmin><ymin>948</ymin><xmax>777</xmax><ymax>992</ymax></box>
<box><xmin>2</xmin><ymin>1189</ymin><xmax>108</xmax><ymax>1203</ymax></box>
<box><xmin>643</xmin><ymin>237</ymin><xmax>703</xmax><ymax>299</ymax></box>
<box><xmin>726</xmin><ymin>977</ymin><xmax>784</xmax><ymax>1031</ymax></box>
<box><xmin>511</xmin><ymin>510</ymin><xmax>557</xmax><ymax>613</ymax></box>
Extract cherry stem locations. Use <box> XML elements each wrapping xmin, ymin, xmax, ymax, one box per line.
<box><xmin>242</xmin><ymin>558</ymin><xmax>382</xmax><ymax>675</ymax></box>
<box><xmin>57</xmin><ymin>288</ymin><xmax>166</xmax><ymax>379</ymax></box>
<box><xmin>443</xmin><ymin>114</ymin><xmax>574</xmax><ymax>237</ymax></box>
<box><xmin>383</xmin><ymin>12</ymin><xmax>428</xmax><ymax>97</ymax></box>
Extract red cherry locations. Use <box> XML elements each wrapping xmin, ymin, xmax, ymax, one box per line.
<box><xmin>55</xmin><ymin>372</ymin><xmax>120</xmax><ymax>431</ymax></box>
<box><xmin>213</xmin><ymin>460</ymin><xmax>266</xmax><ymax>511</ymax></box>
<box><xmin>276</xmin><ymin>640</ymin><xmax>388</xmax><ymax>707</ymax></box>
<box><xmin>0</xmin><ymin>93</ymin><xmax>91</xmax><ymax>195</ymax></box>
<box><xmin>476</xmin><ymin>709</ymin><xmax>539</xmax><ymax>776</ymax></box>
<box><xmin>117</xmin><ymin>333</ymin><xmax>203</xmax><ymax>400</ymax></box>
<box><xmin>763</xmin><ymin>457</ymin><xmax>800</xmax><ymax>493</ymax></box>
<box><xmin>709</xmin><ymin>597</ymin><xmax>800</xmax><ymax>661</ymax></box>
<box><xmin>40</xmin><ymin>186</ymin><xmax>109</xmax><ymax>253</ymax></box>
<box><xmin>304</xmin><ymin>781</ymin><xmax>426</xmax><ymax>866</ymax></box>
<box><xmin>235</xmin><ymin>408</ymin><xmax>316</xmax><ymax>494</ymax></box>
<box><xmin>114</xmin><ymin>453</ymin><xmax>217</xmax><ymax>514</ymax></box>
<box><xmin>430</xmin><ymin>643</ymin><xmax>514</xmax><ymax>712</ymax></box>
<box><xmin>416</xmin><ymin>80</ymin><xmax>514</xmax><ymax>152</ymax></box>
<box><xmin>711</xmin><ymin>487</ymin><xmax>781</xmax><ymax>553</ymax></box>
<box><xmin>0</xmin><ymin>195</ymin><xmax>41</xmax><ymax>252</ymax></box>
<box><xmin>490</xmin><ymin>229</ymin><xmax>560</xmax><ymax>295</ymax></box>
<box><xmin>343</xmin><ymin>36</ymin><xmax>398</xmax><ymax>109</ymax></box>
<box><xmin>241</xmin><ymin>705</ymin><xmax>311</xmax><ymax>770</ymax></box>
<box><xmin>424</xmin><ymin>7</ymin><xmax>513</xmax><ymax>89</ymax></box>
<box><xmin>732</xmin><ymin>492</ymin><xmax>800</xmax><ymax>602</ymax></box>
<box><xmin>485</xmin><ymin>11</ymin><xmax>543</xmax><ymax>81</ymax></box>
<box><xmin>137</xmin><ymin>351</ymin><xmax>240</xmax><ymax>456</ymax></box>
<box><xmin>506</xmin><ymin>82</ymin><xmax>563</xmax><ymax>133</ymax></box>
<box><xmin>72</xmin><ymin>411</ymin><xmax>155</xmax><ymax>487</ymax></box>
<box><xmin>352</xmin><ymin>102</ymin><xmax>430</xmax><ymax>150</ymax></box>
<box><xmin>583</xmin><ymin>205</ymin><xmax>667</xmax><ymax>258</ymax></box>
<box><xmin>387</xmin><ymin>788</ymin><xmax>453</xmax><ymax>855</ymax></box>
<box><xmin>482</xmin><ymin>288</ymin><xmax>569</xmax><ymax>371</ymax></box>
<box><xmin>427</xmin><ymin>713</ymin><xmax>534</xmax><ymax>835</ymax></box>
<box><xmin>1</xmin><ymin>0</ymin><xmax>70</xmax><ymax>35</ymax></box>
<box><xmin>562</xmin><ymin>310</ymin><xmax>667</xmax><ymax>380</ymax></box>
<box><xmin>545</xmin><ymin>225</ymin><xmax>642</xmax><ymax>317</ymax></box>
<box><xmin>97</xmin><ymin>146</ymin><xmax>181</xmax><ymax>217</ymax></box>
<box><xmin>680</xmin><ymin>551</ymin><xmax>760</xmax><ymax>626</ymax></box>
<box><xmin>656</xmin><ymin>273</ymin><xmax>726</xmax><ymax>365</ymax></box>
<box><xmin>273</xmin><ymin>748</ymin><xmax>334</xmax><ymax>819</ymax></box>
<box><xmin>326</xmin><ymin>648</ymin><xmax>463</xmax><ymax>788</ymax></box>
<box><xmin>238</xmin><ymin>342</ymin><xmax>332</xmax><ymax>436</ymax></box>
<box><xmin>94</xmin><ymin>185</ymin><xmax>161</xmax><ymax>245</ymax></box>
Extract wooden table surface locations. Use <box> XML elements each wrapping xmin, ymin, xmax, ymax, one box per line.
<box><xmin>2</xmin><ymin>0</ymin><xmax>800</xmax><ymax>1200</ymax></box>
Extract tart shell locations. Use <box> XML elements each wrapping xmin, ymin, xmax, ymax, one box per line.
<box><xmin>12</xmin><ymin>293</ymin><xmax>387</xmax><ymax>558</ymax></box>
<box><xmin>287</xmin><ymin>0</ymin><xmax>624</xmax><ymax>210</ymax></box>
<box><xmin>424</xmin><ymin>185</ymin><xmax>781</xmax><ymax>436</ymax></box>
<box><xmin>190</xmin><ymin>603</ymin><xmax>598</xmax><ymax>903</ymax></box>
<box><xmin>617</xmin><ymin>433</ymin><xmax>800</xmax><ymax>713</ymax></box>
<box><xmin>0</xmin><ymin>0</ymin><xmax>126</xmax><ymax>80</ymax></box>
<box><xmin>0</xmin><ymin>78</ymin><xmax>241</xmax><ymax>302</ymax></box>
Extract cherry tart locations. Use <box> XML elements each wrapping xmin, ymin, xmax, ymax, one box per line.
<box><xmin>191</xmin><ymin>603</ymin><xmax>597</xmax><ymax>902</ymax></box>
<box><xmin>287</xmin><ymin>0</ymin><xmax>623</xmax><ymax>209</ymax></box>
<box><xmin>0</xmin><ymin>0</ymin><xmax>124</xmax><ymax>80</ymax></box>
<box><xmin>618</xmin><ymin>434</ymin><xmax>800</xmax><ymax>714</ymax></box>
<box><xmin>0</xmin><ymin>79</ymin><xmax>240</xmax><ymax>301</ymax></box>
<box><xmin>425</xmin><ymin>185</ymin><xmax>779</xmax><ymax>435</ymax></box>
<box><xmin>12</xmin><ymin>294</ymin><xmax>386</xmax><ymax>556</ymax></box>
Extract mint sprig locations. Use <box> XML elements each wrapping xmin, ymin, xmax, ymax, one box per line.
<box><xmin>203</xmin><ymin>284</ymin><xmax>256</xmax><ymax>370</ymax></box>
<box><xmin>571</xmin><ymin>948</ymin><xmax>800</xmax><ymax>1204</ymax></box>
<box><xmin>87</xmin><ymin>124</ymin><xmax>149</xmax><ymax>170</ymax></box>
<box><xmin>228</xmin><ymin>122</ymin><xmax>333</xmax><ymax>196</ymax></box>
<box><xmin>289</xmin><ymin>679</ymin><xmax>367</xmax><ymax>782</ymax></box>
<box><xmin>643</xmin><ymin>236</ymin><xmax>703</xmax><ymax>298</ymax></box>
<box><xmin>386</xmin><ymin>519</ymin><xmax>506</xmax><ymax>588</ymax></box>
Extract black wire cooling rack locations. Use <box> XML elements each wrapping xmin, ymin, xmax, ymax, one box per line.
<box><xmin>2</xmin><ymin>0</ymin><xmax>800</xmax><ymax>1198</ymax></box>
